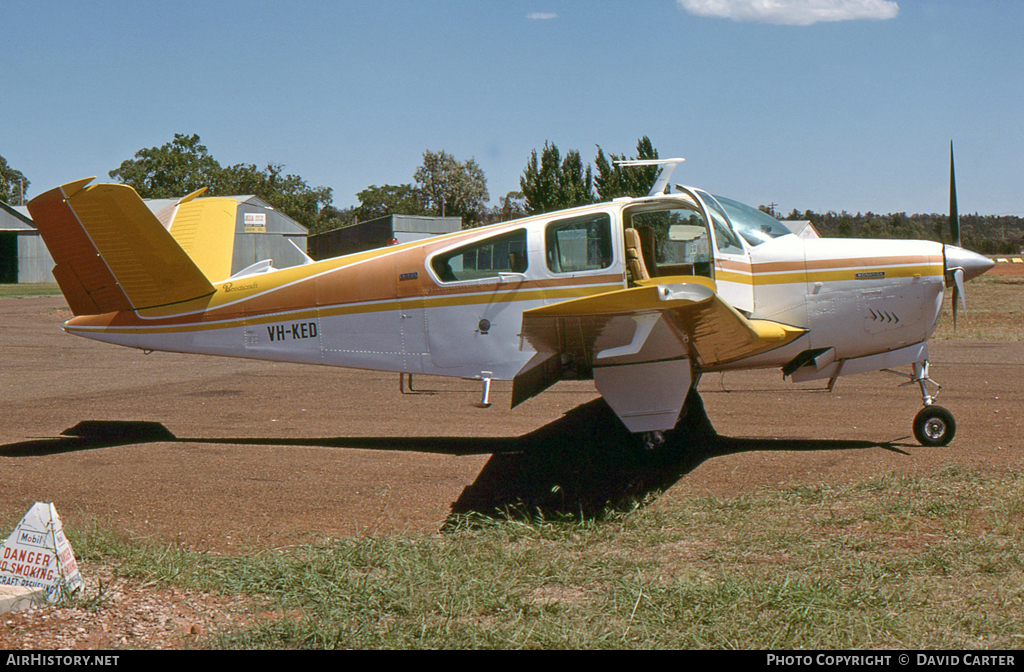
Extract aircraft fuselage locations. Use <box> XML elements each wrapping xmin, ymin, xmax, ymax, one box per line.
<box><xmin>62</xmin><ymin>192</ymin><xmax>956</xmax><ymax>391</ymax></box>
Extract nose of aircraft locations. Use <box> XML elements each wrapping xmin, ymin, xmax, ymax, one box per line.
<box><xmin>944</xmin><ymin>245</ymin><xmax>995</xmax><ymax>281</ymax></box>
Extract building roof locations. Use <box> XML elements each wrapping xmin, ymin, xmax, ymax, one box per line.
<box><xmin>4</xmin><ymin>195</ymin><xmax>306</xmax><ymax>235</ymax></box>
<box><xmin>781</xmin><ymin>220</ymin><xmax>820</xmax><ymax>239</ymax></box>
<box><xmin>0</xmin><ymin>200</ymin><xmax>36</xmax><ymax>231</ymax></box>
<box><xmin>390</xmin><ymin>214</ymin><xmax>462</xmax><ymax>235</ymax></box>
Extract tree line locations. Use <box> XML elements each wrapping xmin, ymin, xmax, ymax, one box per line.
<box><xmin>777</xmin><ymin>208</ymin><xmax>1024</xmax><ymax>255</ymax></box>
<box><xmin>2</xmin><ymin>133</ymin><xmax>661</xmax><ymax>233</ymax></box>
<box><xmin>2</xmin><ymin>138</ymin><xmax>1022</xmax><ymax>253</ymax></box>
<box><xmin>0</xmin><ymin>155</ymin><xmax>30</xmax><ymax>205</ymax></box>
<box><xmin>346</xmin><ymin>136</ymin><xmax>661</xmax><ymax>229</ymax></box>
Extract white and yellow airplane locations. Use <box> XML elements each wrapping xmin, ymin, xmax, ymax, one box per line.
<box><xmin>26</xmin><ymin>160</ymin><xmax>992</xmax><ymax>448</ymax></box>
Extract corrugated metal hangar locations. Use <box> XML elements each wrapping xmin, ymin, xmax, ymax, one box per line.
<box><xmin>0</xmin><ymin>200</ymin><xmax>49</xmax><ymax>283</ymax></box>
<box><xmin>1</xmin><ymin>194</ymin><xmax>309</xmax><ymax>284</ymax></box>
<box><xmin>308</xmin><ymin>214</ymin><xmax>461</xmax><ymax>260</ymax></box>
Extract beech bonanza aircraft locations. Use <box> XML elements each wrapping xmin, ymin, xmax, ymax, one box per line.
<box><xmin>26</xmin><ymin>158</ymin><xmax>992</xmax><ymax>448</ymax></box>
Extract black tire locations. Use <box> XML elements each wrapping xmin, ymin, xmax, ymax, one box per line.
<box><xmin>913</xmin><ymin>405</ymin><xmax>956</xmax><ymax>447</ymax></box>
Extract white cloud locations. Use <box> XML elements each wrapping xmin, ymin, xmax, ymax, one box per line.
<box><xmin>677</xmin><ymin>0</ymin><xmax>899</xmax><ymax>26</ymax></box>
<box><xmin>527</xmin><ymin>12</ymin><xmax>559</xmax><ymax>20</ymax></box>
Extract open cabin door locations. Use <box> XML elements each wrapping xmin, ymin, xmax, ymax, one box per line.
<box><xmin>621</xmin><ymin>191</ymin><xmax>754</xmax><ymax>315</ymax></box>
<box><xmin>673</xmin><ymin>186</ymin><xmax>754</xmax><ymax>315</ymax></box>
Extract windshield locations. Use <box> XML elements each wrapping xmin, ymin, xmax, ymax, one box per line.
<box><xmin>711</xmin><ymin>194</ymin><xmax>794</xmax><ymax>247</ymax></box>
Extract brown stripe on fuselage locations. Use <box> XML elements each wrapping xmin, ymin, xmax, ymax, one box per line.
<box><xmin>715</xmin><ymin>253</ymin><xmax>943</xmax><ymax>276</ymax></box>
<box><xmin>67</xmin><ymin>221</ymin><xmax>625</xmax><ymax>332</ymax></box>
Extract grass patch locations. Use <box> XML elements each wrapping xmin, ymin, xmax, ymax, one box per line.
<box><xmin>0</xmin><ymin>282</ymin><xmax>62</xmax><ymax>298</ymax></box>
<box><xmin>932</xmin><ymin>276</ymin><xmax>1024</xmax><ymax>341</ymax></box>
<box><xmin>51</xmin><ymin>468</ymin><xmax>1024</xmax><ymax>649</ymax></box>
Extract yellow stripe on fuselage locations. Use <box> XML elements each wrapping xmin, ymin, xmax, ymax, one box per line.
<box><xmin>717</xmin><ymin>263</ymin><xmax>944</xmax><ymax>286</ymax></box>
<box><xmin>64</xmin><ymin>282</ymin><xmax>621</xmax><ymax>336</ymax></box>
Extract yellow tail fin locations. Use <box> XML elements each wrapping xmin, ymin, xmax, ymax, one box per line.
<box><xmin>165</xmin><ymin>196</ymin><xmax>238</xmax><ymax>282</ymax></box>
<box><xmin>27</xmin><ymin>179</ymin><xmax>215</xmax><ymax>315</ymax></box>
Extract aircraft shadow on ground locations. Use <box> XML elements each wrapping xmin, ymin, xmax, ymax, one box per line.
<box><xmin>0</xmin><ymin>393</ymin><xmax>910</xmax><ymax>524</ymax></box>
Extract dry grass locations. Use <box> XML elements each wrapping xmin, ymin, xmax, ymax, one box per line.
<box><xmin>932</xmin><ymin>276</ymin><xmax>1024</xmax><ymax>341</ymax></box>
<box><xmin>0</xmin><ymin>283</ymin><xmax>62</xmax><ymax>298</ymax></box>
<box><xmin>49</xmin><ymin>467</ymin><xmax>1024</xmax><ymax>649</ymax></box>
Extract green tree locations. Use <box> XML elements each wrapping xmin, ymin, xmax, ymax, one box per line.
<box><xmin>519</xmin><ymin>141</ymin><xmax>593</xmax><ymax>214</ymax></box>
<box><xmin>353</xmin><ymin>183</ymin><xmax>426</xmax><ymax>221</ymax></box>
<box><xmin>837</xmin><ymin>214</ymin><xmax>853</xmax><ymax>237</ymax></box>
<box><xmin>109</xmin><ymin>133</ymin><xmax>337</xmax><ymax>231</ymax></box>
<box><xmin>593</xmin><ymin>136</ymin><xmax>660</xmax><ymax>201</ymax></box>
<box><xmin>218</xmin><ymin>162</ymin><xmax>335</xmax><ymax>231</ymax></box>
<box><xmin>413</xmin><ymin>150</ymin><xmax>489</xmax><ymax>226</ymax></box>
<box><xmin>109</xmin><ymin>133</ymin><xmax>221</xmax><ymax>199</ymax></box>
<box><xmin>0</xmin><ymin>155</ymin><xmax>31</xmax><ymax>205</ymax></box>
<box><xmin>497</xmin><ymin>190</ymin><xmax>527</xmax><ymax>222</ymax></box>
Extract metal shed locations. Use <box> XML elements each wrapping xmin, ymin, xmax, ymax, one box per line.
<box><xmin>2</xmin><ymin>194</ymin><xmax>309</xmax><ymax>284</ymax></box>
<box><xmin>308</xmin><ymin>214</ymin><xmax>461</xmax><ymax>260</ymax></box>
<box><xmin>1</xmin><ymin>201</ymin><xmax>54</xmax><ymax>283</ymax></box>
<box><xmin>148</xmin><ymin>194</ymin><xmax>310</xmax><ymax>276</ymax></box>
<box><xmin>781</xmin><ymin>220</ymin><xmax>821</xmax><ymax>239</ymax></box>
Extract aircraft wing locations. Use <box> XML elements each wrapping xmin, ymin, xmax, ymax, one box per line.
<box><xmin>512</xmin><ymin>276</ymin><xmax>805</xmax><ymax>408</ymax></box>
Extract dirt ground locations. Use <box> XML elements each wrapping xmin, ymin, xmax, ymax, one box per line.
<box><xmin>1</xmin><ymin>295</ymin><xmax>1022</xmax><ymax>648</ymax></box>
<box><xmin>989</xmin><ymin>257</ymin><xmax>1024</xmax><ymax>278</ymax></box>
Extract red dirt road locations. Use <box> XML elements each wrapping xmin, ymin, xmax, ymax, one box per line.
<box><xmin>989</xmin><ymin>258</ymin><xmax>1024</xmax><ymax>278</ymax></box>
<box><xmin>2</xmin><ymin>296</ymin><xmax>1022</xmax><ymax>551</ymax></box>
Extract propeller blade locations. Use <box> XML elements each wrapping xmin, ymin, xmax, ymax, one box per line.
<box><xmin>950</xmin><ymin>141</ymin><xmax>960</xmax><ymax>247</ymax></box>
<box><xmin>952</xmin><ymin>267</ymin><xmax>965</xmax><ymax>330</ymax></box>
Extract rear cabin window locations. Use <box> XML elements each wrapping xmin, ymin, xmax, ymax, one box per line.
<box><xmin>545</xmin><ymin>213</ymin><xmax>613</xmax><ymax>273</ymax></box>
<box><xmin>431</xmin><ymin>229</ymin><xmax>528</xmax><ymax>283</ymax></box>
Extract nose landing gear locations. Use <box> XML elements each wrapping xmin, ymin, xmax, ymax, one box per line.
<box><xmin>904</xmin><ymin>360</ymin><xmax>956</xmax><ymax>447</ymax></box>
<box><xmin>886</xmin><ymin>360</ymin><xmax>957</xmax><ymax>446</ymax></box>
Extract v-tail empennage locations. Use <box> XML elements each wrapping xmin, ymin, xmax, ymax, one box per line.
<box><xmin>26</xmin><ymin>179</ymin><xmax>219</xmax><ymax>316</ymax></box>
<box><xmin>26</xmin><ymin>178</ymin><xmax>271</xmax><ymax>353</ymax></box>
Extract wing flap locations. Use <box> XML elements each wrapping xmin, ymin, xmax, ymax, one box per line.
<box><xmin>521</xmin><ymin>279</ymin><xmax>805</xmax><ymax>370</ymax></box>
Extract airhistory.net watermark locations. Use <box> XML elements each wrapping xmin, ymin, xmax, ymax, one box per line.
<box><xmin>6</xmin><ymin>655</ymin><xmax>119</xmax><ymax>667</ymax></box>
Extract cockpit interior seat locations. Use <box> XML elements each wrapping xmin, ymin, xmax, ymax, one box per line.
<box><xmin>637</xmin><ymin>225</ymin><xmax>657</xmax><ymax>278</ymax></box>
<box><xmin>624</xmin><ymin>227</ymin><xmax>650</xmax><ymax>282</ymax></box>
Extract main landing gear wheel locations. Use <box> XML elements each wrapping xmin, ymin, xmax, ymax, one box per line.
<box><xmin>640</xmin><ymin>431</ymin><xmax>666</xmax><ymax>451</ymax></box>
<box><xmin>913</xmin><ymin>405</ymin><xmax>956</xmax><ymax>447</ymax></box>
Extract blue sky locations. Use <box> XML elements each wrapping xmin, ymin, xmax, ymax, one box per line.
<box><xmin>3</xmin><ymin>1</ymin><xmax>1022</xmax><ymax>216</ymax></box>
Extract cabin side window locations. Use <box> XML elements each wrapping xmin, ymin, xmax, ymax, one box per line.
<box><xmin>430</xmin><ymin>229</ymin><xmax>528</xmax><ymax>283</ymax></box>
<box><xmin>545</xmin><ymin>213</ymin><xmax>613</xmax><ymax>274</ymax></box>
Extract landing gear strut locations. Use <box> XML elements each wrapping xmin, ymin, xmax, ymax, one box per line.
<box><xmin>903</xmin><ymin>360</ymin><xmax>956</xmax><ymax>447</ymax></box>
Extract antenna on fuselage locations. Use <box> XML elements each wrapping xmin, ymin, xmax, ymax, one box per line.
<box><xmin>616</xmin><ymin>158</ymin><xmax>685</xmax><ymax>197</ymax></box>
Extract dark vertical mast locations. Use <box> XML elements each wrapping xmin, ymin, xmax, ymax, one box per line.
<box><xmin>949</xmin><ymin>141</ymin><xmax>960</xmax><ymax>247</ymax></box>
